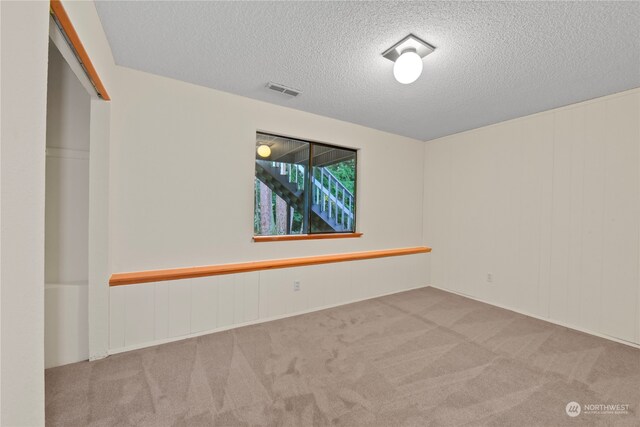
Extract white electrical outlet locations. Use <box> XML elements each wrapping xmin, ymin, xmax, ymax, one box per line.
<box><xmin>487</xmin><ymin>273</ymin><xmax>494</xmax><ymax>283</ymax></box>
<box><xmin>293</xmin><ymin>281</ymin><xmax>301</xmax><ymax>291</ymax></box>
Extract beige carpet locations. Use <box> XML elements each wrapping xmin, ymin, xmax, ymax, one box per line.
<box><xmin>46</xmin><ymin>287</ymin><xmax>640</xmax><ymax>426</ymax></box>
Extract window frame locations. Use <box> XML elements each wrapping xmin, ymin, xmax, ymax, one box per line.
<box><xmin>253</xmin><ymin>131</ymin><xmax>359</xmax><ymax>238</ymax></box>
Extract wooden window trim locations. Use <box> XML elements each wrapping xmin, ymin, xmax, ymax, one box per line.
<box><xmin>109</xmin><ymin>246</ymin><xmax>431</xmax><ymax>286</ymax></box>
<box><xmin>253</xmin><ymin>232</ymin><xmax>363</xmax><ymax>242</ymax></box>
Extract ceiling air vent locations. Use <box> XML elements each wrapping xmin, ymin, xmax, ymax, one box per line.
<box><xmin>266</xmin><ymin>81</ymin><xmax>301</xmax><ymax>97</ymax></box>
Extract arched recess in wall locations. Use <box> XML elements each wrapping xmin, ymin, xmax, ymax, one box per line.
<box><xmin>46</xmin><ymin>0</ymin><xmax>111</xmax><ymax>368</ymax></box>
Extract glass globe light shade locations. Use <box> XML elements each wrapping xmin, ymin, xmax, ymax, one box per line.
<box><xmin>393</xmin><ymin>50</ymin><xmax>423</xmax><ymax>84</ymax></box>
<box><xmin>257</xmin><ymin>144</ymin><xmax>271</xmax><ymax>158</ymax></box>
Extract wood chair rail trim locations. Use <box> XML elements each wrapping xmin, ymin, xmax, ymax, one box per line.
<box><xmin>50</xmin><ymin>0</ymin><xmax>111</xmax><ymax>100</ymax></box>
<box><xmin>109</xmin><ymin>246</ymin><xmax>431</xmax><ymax>286</ymax></box>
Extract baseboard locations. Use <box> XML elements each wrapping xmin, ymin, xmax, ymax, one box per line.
<box><xmin>88</xmin><ymin>353</ymin><xmax>108</xmax><ymax>362</ymax></box>
<box><xmin>108</xmin><ymin>283</ymin><xmax>430</xmax><ymax>356</ymax></box>
<box><xmin>428</xmin><ymin>285</ymin><xmax>640</xmax><ymax>350</ymax></box>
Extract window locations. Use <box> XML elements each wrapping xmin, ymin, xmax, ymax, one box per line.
<box><xmin>254</xmin><ymin>132</ymin><xmax>357</xmax><ymax>236</ymax></box>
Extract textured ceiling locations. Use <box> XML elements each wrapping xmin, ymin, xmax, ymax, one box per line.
<box><xmin>95</xmin><ymin>1</ymin><xmax>640</xmax><ymax>141</ymax></box>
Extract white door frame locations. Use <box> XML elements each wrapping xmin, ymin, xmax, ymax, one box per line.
<box><xmin>49</xmin><ymin>16</ymin><xmax>110</xmax><ymax>361</ymax></box>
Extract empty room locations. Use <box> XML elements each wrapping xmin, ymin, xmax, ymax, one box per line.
<box><xmin>1</xmin><ymin>0</ymin><xmax>640</xmax><ymax>426</ymax></box>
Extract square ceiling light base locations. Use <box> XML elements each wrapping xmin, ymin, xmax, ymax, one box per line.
<box><xmin>382</xmin><ymin>34</ymin><xmax>435</xmax><ymax>62</ymax></box>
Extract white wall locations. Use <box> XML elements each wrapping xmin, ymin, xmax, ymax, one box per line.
<box><xmin>424</xmin><ymin>88</ymin><xmax>640</xmax><ymax>345</ymax></box>
<box><xmin>110</xmin><ymin>67</ymin><xmax>426</xmax><ymax>271</ymax></box>
<box><xmin>45</xmin><ymin>44</ymin><xmax>91</xmax><ymax>284</ymax></box>
<box><xmin>108</xmin><ymin>66</ymin><xmax>429</xmax><ymax>352</ymax></box>
<box><xmin>0</xmin><ymin>1</ymin><xmax>50</xmax><ymax>425</ymax></box>
<box><xmin>44</xmin><ymin>44</ymin><xmax>91</xmax><ymax>368</ymax></box>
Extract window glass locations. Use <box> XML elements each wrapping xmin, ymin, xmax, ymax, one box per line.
<box><xmin>254</xmin><ymin>134</ymin><xmax>309</xmax><ymax>235</ymax></box>
<box><xmin>254</xmin><ymin>132</ymin><xmax>357</xmax><ymax>236</ymax></box>
<box><xmin>310</xmin><ymin>147</ymin><xmax>356</xmax><ymax>233</ymax></box>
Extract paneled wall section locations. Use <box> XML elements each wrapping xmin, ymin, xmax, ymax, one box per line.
<box><xmin>424</xmin><ymin>89</ymin><xmax>640</xmax><ymax>345</ymax></box>
<box><xmin>108</xmin><ymin>65</ymin><xmax>429</xmax><ymax>353</ymax></box>
<box><xmin>110</xmin><ymin>254</ymin><xmax>427</xmax><ymax>352</ymax></box>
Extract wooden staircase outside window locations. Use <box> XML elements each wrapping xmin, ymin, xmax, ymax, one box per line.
<box><xmin>255</xmin><ymin>160</ymin><xmax>355</xmax><ymax>234</ymax></box>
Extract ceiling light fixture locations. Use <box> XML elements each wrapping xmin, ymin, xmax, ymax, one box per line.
<box><xmin>394</xmin><ymin>49</ymin><xmax>423</xmax><ymax>84</ymax></box>
<box><xmin>382</xmin><ymin>34</ymin><xmax>435</xmax><ymax>85</ymax></box>
<box><xmin>257</xmin><ymin>144</ymin><xmax>271</xmax><ymax>158</ymax></box>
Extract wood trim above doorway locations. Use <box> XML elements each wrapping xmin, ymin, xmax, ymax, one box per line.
<box><xmin>50</xmin><ymin>0</ymin><xmax>111</xmax><ymax>100</ymax></box>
